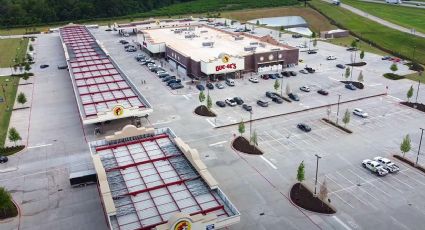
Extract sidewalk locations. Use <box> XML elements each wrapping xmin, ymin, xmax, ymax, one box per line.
<box><xmin>0</xmin><ymin>68</ymin><xmax>24</xmax><ymax>77</ymax></box>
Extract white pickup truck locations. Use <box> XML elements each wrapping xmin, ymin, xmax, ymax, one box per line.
<box><xmin>362</xmin><ymin>159</ymin><xmax>389</xmax><ymax>176</ymax></box>
<box><xmin>373</xmin><ymin>157</ymin><xmax>400</xmax><ymax>173</ymax></box>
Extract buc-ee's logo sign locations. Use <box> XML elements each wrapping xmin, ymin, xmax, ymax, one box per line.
<box><xmin>216</xmin><ymin>63</ymin><xmax>237</xmax><ymax>72</ymax></box>
<box><xmin>113</xmin><ymin>105</ymin><xmax>124</xmax><ymax>117</ymax></box>
<box><xmin>222</xmin><ymin>54</ymin><xmax>230</xmax><ymax>63</ymax></box>
<box><xmin>174</xmin><ymin>220</ymin><xmax>191</xmax><ymax>230</ymax></box>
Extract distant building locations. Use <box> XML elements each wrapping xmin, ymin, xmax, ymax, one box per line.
<box><xmin>320</xmin><ymin>29</ymin><xmax>350</xmax><ymax>39</ymax></box>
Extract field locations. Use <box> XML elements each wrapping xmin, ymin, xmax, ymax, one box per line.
<box><xmin>0</xmin><ymin>76</ymin><xmax>19</xmax><ymax>147</ymax></box>
<box><xmin>342</xmin><ymin>0</ymin><xmax>425</xmax><ymax>34</ymax></box>
<box><xmin>0</xmin><ymin>38</ymin><xmax>29</xmax><ymax>67</ymax></box>
<box><xmin>309</xmin><ymin>0</ymin><xmax>425</xmax><ymax>64</ymax></box>
<box><xmin>325</xmin><ymin>35</ymin><xmax>390</xmax><ymax>56</ymax></box>
<box><xmin>221</xmin><ymin>6</ymin><xmax>336</xmax><ymax>33</ymax></box>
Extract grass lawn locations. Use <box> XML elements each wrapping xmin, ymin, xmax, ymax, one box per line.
<box><xmin>0</xmin><ymin>76</ymin><xmax>19</xmax><ymax>147</ymax></box>
<box><xmin>309</xmin><ymin>0</ymin><xmax>425</xmax><ymax>64</ymax></box>
<box><xmin>405</xmin><ymin>71</ymin><xmax>425</xmax><ymax>82</ymax></box>
<box><xmin>341</xmin><ymin>0</ymin><xmax>425</xmax><ymax>34</ymax></box>
<box><xmin>0</xmin><ymin>38</ymin><xmax>29</xmax><ymax>68</ymax></box>
<box><xmin>325</xmin><ymin>35</ymin><xmax>390</xmax><ymax>56</ymax></box>
<box><xmin>221</xmin><ymin>6</ymin><xmax>336</xmax><ymax>33</ymax></box>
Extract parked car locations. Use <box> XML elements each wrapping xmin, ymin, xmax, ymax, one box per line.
<box><xmin>249</xmin><ymin>77</ymin><xmax>259</xmax><ymax>83</ymax></box>
<box><xmin>272</xmin><ymin>73</ymin><xmax>281</xmax><ymax>79</ymax></box>
<box><xmin>169</xmin><ymin>83</ymin><xmax>184</xmax><ymax>90</ymax></box>
<box><xmin>289</xmin><ymin>71</ymin><xmax>297</xmax><ymax>76</ymax></box>
<box><xmin>347</xmin><ymin>47</ymin><xmax>358</xmax><ymax>51</ymax></box>
<box><xmin>156</xmin><ymin>70</ymin><xmax>168</xmax><ymax>75</ymax></box>
<box><xmin>381</xmin><ymin>56</ymin><xmax>391</xmax><ymax>60</ymax></box>
<box><xmin>292</xmin><ymin>34</ymin><xmax>302</xmax><ymax>38</ymax></box>
<box><xmin>163</xmin><ymin>76</ymin><xmax>176</xmax><ymax>83</ymax></box>
<box><xmin>158</xmin><ymin>73</ymin><xmax>169</xmax><ymax>78</ymax></box>
<box><xmin>353</xmin><ymin>108</ymin><xmax>368</xmax><ymax>118</ymax></box>
<box><xmin>0</xmin><ymin>156</ymin><xmax>8</xmax><ymax>164</ymax></box>
<box><xmin>216</xmin><ymin>101</ymin><xmax>226</xmax><ymax>107</ymax></box>
<box><xmin>282</xmin><ymin>71</ymin><xmax>290</xmax><ymax>77</ymax></box>
<box><xmin>206</xmin><ymin>82</ymin><xmax>214</xmax><ymax>90</ymax></box>
<box><xmin>268</xmin><ymin>74</ymin><xmax>277</xmax><ymax>79</ymax></box>
<box><xmin>242</xmin><ymin>104</ymin><xmax>252</xmax><ymax>111</ymax></box>
<box><xmin>40</xmin><ymin>64</ymin><xmax>49</xmax><ymax>69</ymax></box>
<box><xmin>362</xmin><ymin>159</ymin><xmax>388</xmax><ymax>176</ymax></box>
<box><xmin>257</xmin><ymin>100</ymin><xmax>269</xmax><ymax>107</ymax></box>
<box><xmin>225</xmin><ymin>98</ymin><xmax>237</xmax><ymax>106</ymax></box>
<box><xmin>196</xmin><ymin>84</ymin><xmax>205</xmax><ymax>91</ymax></box>
<box><xmin>327</xmin><ymin>56</ymin><xmax>337</xmax><ymax>60</ymax></box>
<box><xmin>345</xmin><ymin>83</ymin><xmax>357</xmax><ymax>90</ymax></box>
<box><xmin>126</xmin><ymin>47</ymin><xmax>137</xmax><ymax>52</ymax></box>
<box><xmin>265</xmin><ymin>91</ymin><xmax>276</xmax><ymax>99</ymax></box>
<box><xmin>226</xmin><ymin>79</ymin><xmax>235</xmax><ymax>86</ymax></box>
<box><xmin>272</xmin><ymin>97</ymin><xmax>283</xmax><ymax>104</ymax></box>
<box><xmin>336</xmin><ymin>64</ymin><xmax>345</xmax><ymax>69</ymax></box>
<box><xmin>57</xmin><ymin>64</ymin><xmax>68</xmax><ymax>70</ymax></box>
<box><xmin>215</xmin><ymin>82</ymin><xmax>225</xmax><ymax>89</ymax></box>
<box><xmin>373</xmin><ymin>157</ymin><xmax>400</xmax><ymax>173</ymax></box>
<box><xmin>261</xmin><ymin>74</ymin><xmax>270</xmax><ymax>80</ymax></box>
<box><xmin>148</xmin><ymin>65</ymin><xmax>157</xmax><ymax>71</ymax></box>
<box><xmin>307</xmin><ymin>50</ymin><xmax>317</xmax><ymax>54</ymax></box>
<box><xmin>305</xmin><ymin>67</ymin><xmax>315</xmax><ymax>73</ymax></box>
<box><xmin>317</xmin><ymin>89</ymin><xmax>329</xmax><ymax>95</ymax></box>
<box><xmin>297</xmin><ymin>123</ymin><xmax>311</xmax><ymax>132</ymax></box>
<box><xmin>300</xmin><ymin>86</ymin><xmax>311</xmax><ymax>92</ymax></box>
<box><xmin>299</xmin><ymin>69</ymin><xmax>308</xmax><ymax>74</ymax></box>
<box><xmin>119</xmin><ymin>40</ymin><xmax>129</xmax><ymax>44</ymax></box>
<box><xmin>167</xmin><ymin>79</ymin><xmax>181</xmax><ymax>86</ymax></box>
<box><xmin>288</xmin><ymin>93</ymin><xmax>300</xmax><ymax>101</ymax></box>
<box><xmin>233</xmin><ymin>97</ymin><xmax>244</xmax><ymax>105</ymax></box>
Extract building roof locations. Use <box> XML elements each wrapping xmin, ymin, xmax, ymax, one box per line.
<box><xmin>90</xmin><ymin>126</ymin><xmax>239</xmax><ymax>230</ymax></box>
<box><xmin>141</xmin><ymin>25</ymin><xmax>286</xmax><ymax>62</ymax></box>
<box><xmin>59</xmin><ymin>25</ymin><xmax>152</xmax><ymax>124</ymax></box>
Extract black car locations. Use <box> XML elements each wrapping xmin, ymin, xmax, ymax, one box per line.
<box><xmin>282</xmin><ymin>71</ymin><xmax>290</xmax><ymax>77</ymax></box>
<box><xmin>40</xmin><ymin>64</ymin><xmax>49</xmax><ymax>69</ymax></box>
<box><xmin>345</xmin><ymin>84</ymin><xmax>357</xmax><ymax>90</ymax></box>
<box><xmin>260</xmin><ymin>74</ymin><xmax>269</xmax><ymax>80</ymax></box>
<box><xmin>257</xmin><ymin>100</ymin><xmax>269</xmax><ymax>107</ymax></box>
<box><xmin>268</xmin><ymin>74</ymin><xmax>277</xmax><ymax>79</ymax></box>
<box><xmin>307</xmin><ymin>50</ymin><xmax>317</xmax><ymax>54</ymax></box>
<box><xmin>305</xmin><ymin>67</ymin><xmax>315</xmax><ymax>73</ymax></box>
<box><xmin>297</xmin><ymin>123</ymin><xmax>311</xmax><ymax>132</ymax></box>
<box><xmin>265</xmin><ymin>91</ymin><xmax>276</xmax><ymax>99</ymax></box>
<box><xmin>105</xmin><ymin>28</ymin><xmax>112</xmax><ymax>32</ymax></box>
<box><xmin>119</xmin><ymin>40</ymin><xmax>129</xmax><ymax>44</ymax></box>
<box><xmin>233</xmin><ymin>97</ymin><xmax>244</xmax><ymax>105</ymax></box>
<box><xmin>289</xmin><ymin>71</ymin><xmax>297</xmax><ymax>76</ymax></box>
<box><xmin>216</xmin><ymin>101</ymin><xmax>226</xmax><ymax>107</ymax></box>
<box><xmin>0</xmin><ymin>156</ymin><xmax>8</xmax><ymax>163</ymax></box>
<box><xmin>163</xmin><ymin>76</ymin><xmax>176</xmax><ymax>82</ymax></box>
<box><xmin>272</xmin><ymin>97</ymin><xmax>283</xmax><ymax>104</ymax></box>
<box><xmin>57</xmin><ymin>64</ymin><xmax>68</xmax><ymax>70</ymax></box>
<box><xmin>346</xmin><ymin>47</ymin><xmax>358</xmax><ymax>51</ymax></box>
<box><xmin>292</xmin><ymin>34</ymin><xmax>302</xmax><ymax>38</ymax></box>
<box><xmin>317</xmin><ymin>89</ymin><xmax>329</xmax><ymax>95</ymax></box>
<box><xmin>206</xmin><ymin>82</ymin><xmax>214</xmax><ymax>90</ymax></box>
<box><xmin>242</xmin><ymin>104</ymin><xmax>252</xmax><ymax>111</ymax></box>
<box><xmin>336</xmin><ymin>64</ymin><xmax>345</xmax><ymax>69</ymax></box>
<box><xmin>169</xmin><ymin>83</ymin><xmax>184</xmax><ymax>90</ymax></box>
<box><xmin>167</xmin><ymin>79</ymin><xmax>181</xmax><ymax>86</ymax></box>
<box><xmin>288</xmin><ymin>93</ymin><xmax>300</xmax><ymax>101</ymax></box>
<box><xmin>196</xmin><ymin>84</ymin><xmax>205</xmax><ymax>91</ymax></box>
<box><xmin>273</xmin><ymin>73</ymin><xmax>282</xmax><ymax>79</ymax></box>
<box><xmin>158</xmin><ymin>73</ymin><xmax>169</xmax><ymax>78</ymax></box>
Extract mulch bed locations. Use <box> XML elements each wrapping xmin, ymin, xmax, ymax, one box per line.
<box><xmin>383</xmin><ymin>73</ymin><xmax>404</xmax><ymax>80</ymax></box>
<box><xmin>346</xmin><ymin>62</ymin><xmax>367</xmax><ymax>67</ymax></box>
<box><xmin>0</xmin><ymin>145</ymin><xmax>25</xmax><ymax>156</ymax></box>
<box><xmin>194</xmin><ymin>105</ymin><xmax>216</xmax><ymax>117</ymax></box>
<box><xmin>290</xmin><ymin>183</ymin><xmax>336</xmax><ymax>214</ymax></box>
<box><xmin>393</xmin><ymin>155</ymin><xmax>425</xmax><ymax>174</ymax></box>
<box><xmin>12</xmin><ymin>107</ymin><xmax>30</xmax><ymax>111</ymax></box>
<box><xmin>322</xmin><ymin>118</ymin><xmax>352</xmax><ymax>134</ymax></box>
<box><xmin>400</xmin><ymin>102</ymin><xmax>425</xmax><ymax>113</ymax></box>
<box><xmin>0</xmin><ymin>203</ymin><xmax>18</xmax><ymax>220</ymax></box>
<box><xmin>232</xmin><ymin>136</ymin><xmax>263</xmax><ymax>155</ymax></box>
<box><xmin>340</xmin><ymin>81</ymin><xmax>364</xmax><ymax>89</ymax></box>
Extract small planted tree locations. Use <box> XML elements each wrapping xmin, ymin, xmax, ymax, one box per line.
<box><xmin>342</xmin><ymin>109</ymin><xmax>350</xmax><ymax>127</ymax></box>
<box><xmin>345</xmin><ymin>67</ymin><xmax>350</xmax><ymax>79</ymax></box>
<box><xmin>319</xmin><ymin>178</ymin><xmax>329</xmax><ymax>205</ymax></box>
<box><xmin>297</xmin><ymin>161</ymin><xmax>305</xmax><ymax>190</ymax></box>
<box><xmin>29</xmin><ymin>44</ymin><xmax>34</xmax><ymax>51</ymax></box>
<box><xmin>311</xmin><ymin>31</ymin><xmax>316</xmax><ymax>38</ymax></box>
<box><xmin>407</xmin><ymin>85</ymin><xmax>414</xmax><ymax>102</ymax></box>
<box><xmin>238</xmin><ymin>120</ymin><xmax>245</xmax><ymax>136</ymax></box>
<box><xmin>24</xmin><ymin>62</ymin><xmax>31</xmax><ymax>72</ymax></box>
<box><xmin>206</xmin><ymin>95</ymin><xmax>212</xmax><ymax>110</ymax></box>
<box><xmin>274</xmin><ymin>79</ymin><xmax>280</xmax><ymax>92</ymax></box>
<box><xmin>351</xmin><ymin>40</ymin><xmax>357</xmax><ymax>48</ymax></box>
<box><xmin>199</xmin><ymin>91</ymin><xmax>205</xmax><ymax>104</ymax></box>
<box><xmin>0</xmin><ymin>187</ymin><xmax>17</xmax><ymax>218</ymax></box>
<box><xmin>390</xmin><ymin>63</ymin><xmax>398</xmax><ymax>73</ymax></box>
<box><xmin>400</xmin><ymin>134</ymin><xmax>411</xmax><ymax>158</ymax></box>
<box><xmin>256</xmin><ymin>20</ymin><xmax>260</xmax><ymax>26</ymax></box>
<box><xmin>8</xmin><ymin>127</ymin><xmax>22</xmax><ymax>146</ymax></box>
<box><xmin>22</xmin><ymin>72</ymin><xmax>30</xmax><ymax>81</ymax></box>
<box><xmin>360</xmin><ymin>50</ymin><xmax>365</xmax><ymax>60</ymax></box>
<box><xmin>250</xmin><ymin>130</ymin><xmax>258</xmax><ymax>146</ymax></box>
<box><xmin>357</xmin><ymin>71</ymin><xmax>364</xmax><ymax>83</ymax></box>
<box><xmin>17</xmin><ymin>92</ymin><xmax>27</xmax><ymax>106</ymax></box>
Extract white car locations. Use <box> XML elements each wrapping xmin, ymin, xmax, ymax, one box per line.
<box><xmin>156</xmin><ymin>71</ymin><xmax>168</xmax><ymax>75</ymax></box>
<box><xmin>300</xmin><ymin>86</ymin><xmax>311</xmax><ymax>92</ymax></box>
<box><xmin>362</xmin><ymin>159</ymin><xmax>389</xmax><ymax>176</ymax></box>
<box><xmin>327</xmin><ymin>55</ymin><xmax>337</xmax><ymax>60</ymax></box>
<box><xmin>225</xmin><ymin>98</ymin><xmax>237</xmax><ymax>106</ymax></box>
<box><xmin>353</xmin><ymin>108</ymin><xmax>368</xmax><ymax>118</ymax></box>
<box><xmin>374</xmin><ymin>157</ymin><xmax>400</xmax><ymax>173</ymax></box>
<box><xmin>249</xmin><ymin>77</ymin><xmax>259</xmax><ymax>83</ymax></box>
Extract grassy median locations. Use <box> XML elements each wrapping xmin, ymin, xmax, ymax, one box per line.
<box><xmin>0</xmin><ymin>76</ymin><xmax>19</xmax><ymax>147</ymax></box>
<box><xmin>0</xmin><ymin>38</ymin><xmax>29</xmax><ymax>68</ymax></box>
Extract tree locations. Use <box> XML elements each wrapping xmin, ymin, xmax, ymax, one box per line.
<box><xmin>198</xmin><ymin>91</ymin><xmax>205</xmax><ymax>104</ymax></box>
<box><xmin>319</xmin><ymin>178</ymin><xmax>329</xmax><ymax>204</ymax></box>
<box><xmin>345</xmin><ymin>67</ymin><xmax>350</xmax><ymax>79</ymax></box>
<box><xmin>238</xmin><ymin>120</ymin><xmax>245</xmax><ymax>136</ymax></box>
<box><xmin>29</xmin><ymin>44</ymin><xmax>34</xmax><ymax>52</ymax></box>
<box><xmin>224</xmin><ymin>20</ymin><xmax>227</xmax><ymax>26</ymax></box>
<box><xmin>360</xmin><ymin>50</ymin><xmax>365</xmax><ymax>60</ymax></box>
<box><xmin>297</xmin><ymin>161</ymin><xmax>305</xmax><ymax>190</ymax></box>
<box><xmin>8</xmin><ymin>127</ymin><xmax>21</xmax><ymax>146</ymax></box>
<box><xmin>351</xmin><ymin>39</ymin><xmax>358</xmax><ymax>48</ymax></box>
<box><xmin>0</xmin><ymin>187</ymin><xmax>16</xmax><ymax>218</ymax></box>
<box><xmin>256</xmin><ymin>20</ymin><xmax>260</xmax><ymax>26</ymax></box>
<box><xmin>357</xmin><ymin>71</ymin><xmax>364</xmax><ymax>83</ymax></box>
<box><xmin>17</xmin><ymin>92</ymin><xmax>27</xmax><ymax>106</ymax></box>
<box><xmin>342</xmin><ymin>109</ymin><xmax>350</xmax><ymax>127</ymax></box>
<box><xmin>22</xmin><ymin>72</ymin><xmax>30</xmax><ymax>81</ymax></box>
<box><xmin>407</xmin><ymin>85</ymin><xmax>414</xmax><ymax>102</ymax></box>
<box><xmin>206</xmin><ymin>95</ymin><xmax>212</xmax><ymax>110</ymax></box>
<box><xmin>285</xmin><ymin>83</ymin><xmax>291</xmax><ymax>95</ymax></box>
<box><xmin>390</xmin><ymin>63</ymin><xmax>398</xmax><ymax>73</ymax></box>
<box><xmin>311</xmin><ymin>31</ymin><xmax>316</xmax><ymax>38</ymax></box>
<box><xmin>250</xmin><ymin>130</ymin><xmax>258</xmax><ymax>146</ymax></box>
<box><xmin>274</xmin><ymin>79</ymin><xmax>280</xmax><ymax>92</ymax></box>
<box><xmin>24</xmin><ymin>62</ymin><xmax>31</xmax><ymax>72</ymax></box>
<box><xmin>400</xmin><ymin>134</ymin><xmax>411</xmax><ymax>158</ymax></box>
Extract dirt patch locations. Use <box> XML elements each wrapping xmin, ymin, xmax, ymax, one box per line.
<box><xmin>346</xmin><ymin>62</ymin><xmax>367</xmax><ymax>67</ymax></box>
<box><xmin>290</xmin><ymin>183</ymin><xmax>336</xmax><ymax>214</ymax></box>
<box><xmin>340</xmin><ymin>81</ymin><xmax>364</xmax><ymax>89</ymax></box>
<box><xmin>0</xmin><ymin>145</ymin><xmax>25</xmax><ymax>156</ymax></box>
<box><xmin>322</xmin><ymin>118</ymin><xmax>352</xmax><ymax>134</ymax></box>
<box><xmin>232</xmin><ymin>136</ymin><xmax>263</xmax><ymax>155</ymax></box>
<box><xmin>400</xmin><ymin>102</ymin><xmax>425</xmax><ymax>113</ymax></box>
<box><xmin>194</xmin><ymin>105</ymin><xmax>216</xmax><ymax>117</ymax></box>
<box><xmin>393</xmin><ymin>155</ymin><xmax>425</xmax><ymax>174</ymax></box>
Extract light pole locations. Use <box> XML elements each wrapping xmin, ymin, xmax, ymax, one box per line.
<box><xmin>415</xmin><ymin>128</ymin><xmax>424</xmax><ymax>166</ymax></box>
<box><xmin>249</xmin><ymin>110</ymin><xmax>253</xmax><ymax>142</ymax></box>
<box><xmin>336</xmin><ymin>94</ymin><xmax>341</xmax><ymax>124</ymax></box>
<box><xmin>415</xmin><ymin>80</ymin><xmax>421</xmax><ymax>104</ymax></box>
<box><xmin>314</xmin><ymin>154</ymin><xmax>322</xmax><ymax>196</ymax></box>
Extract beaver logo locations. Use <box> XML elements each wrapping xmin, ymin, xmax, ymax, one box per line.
<box><xmin>222</xmin><ymin>54</ymin><xmax>230</xmax><ymax>63</ymax></box>
<box><xmin>112</xmin><ymin>105</ymin><xmax>124</xmax><ymax>117</ymax></box>
<box><xmin>174</xmin><ymin>220</ymin><xmax>191</xmax><ymax>230</ymax></box>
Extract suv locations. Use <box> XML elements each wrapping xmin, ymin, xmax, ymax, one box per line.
<box><xmin>272</xmin><ymin>97</ymin><xmax>283</xmax><ymax>104</ymax></box>
<box><xmin>225</xmin><ymin>98</ymin><xmax>237</xmax><ymax>106</ymax></box>
<box><xmin>282</xmin><ymin>71</ymin><xmax>290</xmax><ymax>77</ymax></box>
<box><xmin>226</xmin><ymin>79</ymin><xmax>235</xmax><ymax>86</ymax></box>
<box><xmin>257</xmin><ymin>100</ymin><xmax>268</xmax><ymax>107</ymax></box>
<box><xmin>206</xmin><ymin>82</ymin><xmax>214</xmax><ymax>90</ymax></box>
<box><xmin>362</xmin><ymin>159</ymin><xmax>388</xmax><ymax>176</ymax></box>
<box><xmin>297</xmin><ymin>123</ymin><xmax>311</xmax><ymax>132</ymax></box>
<box><xmin>233</xmin><ymin>97</ymin><xmax>244</xmax><ymax>105</ymax></box>
<box><xmin>0</xmin><ymin>156</ymin><xmax>8</xmax><ymax>163</ymax></box>
<box><xmin>265</xmin><ymin>91</ymin><xmax>277</xmax><ymax>99</ymax></box>
<box><xmin>300</xmin><ymin>86</ymin><xmax>311</xmax><ymax>92</ymax></box>
<box><xmin>373</xmin><ymin>157</ymin><xmax>400</xmax><ymax>173</ymax></box>
<box><xmin>353</xmin><ymin>108</ymin><xmax>368</xmax><ymax>118</ymax></box>
<box><xmin>288</xmin><ymin>93</ymin><xmax>300</xmax><ymax>101</ymax></box>
<box><xmin>169</xmin><ymin>83</ymin><xmax>184</xmax><ymax>90</ymax></box>
<box><xmin>305</xmin><ymin>67</ymin><xmax>315</xmax><ymax>73</ymax></box>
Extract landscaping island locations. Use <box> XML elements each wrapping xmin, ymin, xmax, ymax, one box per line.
<box><xmin>194</xmin><ymin>105</ymin><xmax>216</xmax><ymax>117</ymax></box>
<box><xmin>232</xmin><ymin>136</ymin><xmax>263</xmax><ymax>155</ymax></box>
<box><xmin>290</xmin><ymin>183</ymin><xmax>335</xmax><ymax>214</ymax></box>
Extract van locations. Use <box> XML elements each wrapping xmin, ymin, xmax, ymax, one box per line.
<box><xmin>225</xmin><ymin>79</ymin><xmax>235</xmax><ymax>87</ymax></box>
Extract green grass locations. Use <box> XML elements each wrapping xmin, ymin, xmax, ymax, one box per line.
<box><xmin>325</xmin><ymin>35</ymin><xmax>390</xmax><ymax>56</ymax></box>
<box><xmin>341</xmin><ymin>0</ymin><xmax>425</xmax><ymax>34</ymax></box>
<box><xmin>309</xmin><ymin>0</ymin><xmax>425</xmax><ymax>64</ymax></box>
<box><xmin>0</xmin><ymin>38</ymin><xmax>29</xmax><ymax>67</ymax></box>
<box><xmin>0</xmin><ymin>76</ymin><xmax>19</xmax><ymax>147</ymax></box>
<box><xmin>405</xmin><ymin>71</ymin><xmax>425</xmax><ymax>82</ymax></box>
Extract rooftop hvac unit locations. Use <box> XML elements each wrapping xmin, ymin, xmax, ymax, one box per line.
<box><xmin>271</xmin><ymin>48</ymin><xmax>280</xmax><ymax>51</ymax></box>
<box><xmin>174</xmin><ymin>30</ymin><xmax>182</xmax><ymax>34</ymax></box>
<box><xmin>250</xmin><ymin>42</ymin><xmax>259</xmax><ymax>46</ymax></box>
<box><xmin>185</xmin><ymin>34</ymin><xmax>196</xmax><ymax>39</ymax></box>
<box><xmin>244</xmin><ymin>46</ymin><xmax>257</xmax><ymax>52</ymax></box>
<box><xmin>202</xmin><ymin>42</ymin><xmax>214</xmax><ymax>47</ymax></box>
<box><xmin>200</xmin><ymin>30</ymin><xmax>208</xmax><ymax>33</ymax></box>
<box><xmin>259</xmin><ymin>43</ymin><xmax>266</xmax><ymax>48</ymax></box>
<box><xmin>234</xmin><ymin>36</ymin><xmax>244</xmax><ymax>41</ymax></box>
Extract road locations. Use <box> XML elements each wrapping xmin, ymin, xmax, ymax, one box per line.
<box><xmin>360</xmin><ymin>0</ymin><xmax>425</xmax><ymax>9</ymax></box>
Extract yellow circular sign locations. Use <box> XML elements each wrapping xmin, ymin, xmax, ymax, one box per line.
<box><xmin>113</xmin><ymin>105</ymin><xmax>124</xmax><ymax>117</ymax></box>
<box><xmin>174</xmin><ymin>220</ymin><xmax>191</xmax><ymax>230</ymax></box>
<box><xmin>222</xmin><ymin>54</ymin><xmax>230</xmax><ymax>63</ymax></box>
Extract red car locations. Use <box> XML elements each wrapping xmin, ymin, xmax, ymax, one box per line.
<box><xmin>260</xmin><ymin>74</ymin><xmax>269</xmax><ymax>80</ymax></box>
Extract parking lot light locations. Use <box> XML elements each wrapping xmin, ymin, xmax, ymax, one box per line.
<box><xmin>336</xmin><ymin>94</ymin><xmax>341</xmax><ymax>124</ymax></box>
<box><xmin>415</xmin><ymin>128</ymin><xmax>424</xmax><ymax>166</ymax></box>
<box><xmin>249</xmin><ymin>110</ymin><xmax>253</xmax><ymax>142</ymax></box>
<box><xmin>314</xmin><ymin>154</ymin><xmax>322</xmax><ymax>196</ymax></box>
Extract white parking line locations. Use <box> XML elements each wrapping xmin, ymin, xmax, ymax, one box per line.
<box><xmin>205</xmin><ymin>118</ymin><xmax>216</xmax><ymax>127</ymax></box>
<box><xmin>390</xmin><ymin>174</ymin><xmax>414</xmax><ymax>189</ymax></box>
<box><xmin>182</xmin><ymin>95</ymin><xmax>190</xmax><ymax>100</ymax></box>
<box><xmin>336</xmin><ymin>171</ymin><xmax>380</xmax><ymax>202</ymax></box>
<box><xmin>333</xmin><ymin>216</ymin><xmax>353</xmax><ymax>230</ymax></box>
<box><xmin>347</xmin><ymin>169</ymin><xmax>392</xmax><ymax>197</ymax></box>
<box><xmin>27</xmin><ymin>143</ymin><xmax>52</xmax><ymax>149</ymax></box>
<box><xmin>209</xmin><ymin>141</ymin><xmax>227</xmax><ymax>147</ymax></box>
<box><xmin>327</xmin><ymin>175</ymin><xmax>371</xmax><ymax>208</ymax></box>
<box><xmin>387</xmin><ymin>95</ymin><xmax>402</xmax><ymax>101</ymax></box>
<box><xmin>260</xmin><ymin>156</ymin><xmax>278</xmax><ymax>169</ymax></box>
